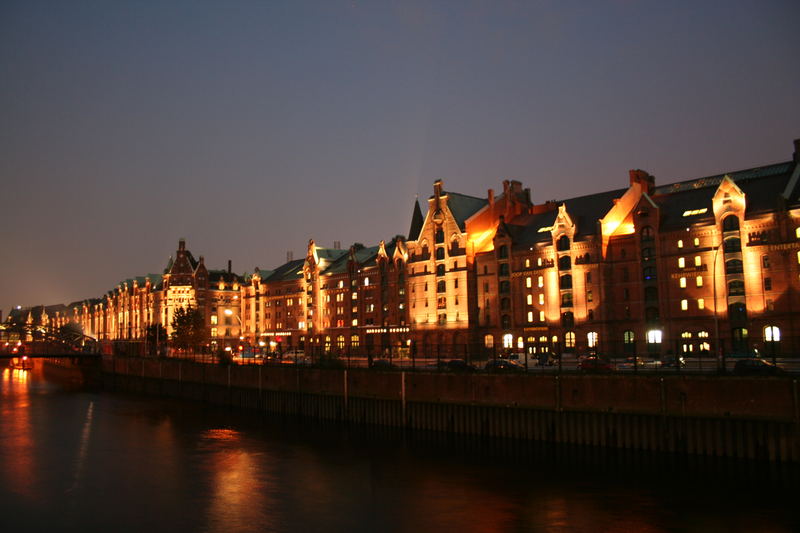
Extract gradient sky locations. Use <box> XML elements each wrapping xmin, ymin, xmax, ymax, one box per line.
<box><xmin>1</xmin><ymin>0</ymin><xmax>798</xmax><ymax>316</ymax></box>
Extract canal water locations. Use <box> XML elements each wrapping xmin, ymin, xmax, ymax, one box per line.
<box><xmin>1</xmin><ymin>365</ymin><xmax>797</xmax><ymax>533</ymax></box>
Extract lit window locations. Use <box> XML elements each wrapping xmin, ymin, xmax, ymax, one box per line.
<box><xmin>503</xmin><ymin>334</ymin><xmax>513</xmax><ymax>348</ymax></box>
<box><xmin>526</xmin><ymin>294</ymin><xmax>533</xmax><ymax>306</ymax></box>
<box><xmin>364</xmin><ymin>277</ymin><xmax>370</xmax><ymax>286</ymax></box>
<box><xmin>678</xmin><ymin>257</ymin><xmax>685</xmax><ymax>268</ymax></box>
<box><xmin>338</xmin><ymin>280</ymin><xmax>344</xmax><ymax>289</ymax></box>
<box><xmin>694</xmin><ymin>256</ymin><xmax>701</xmax><ymax>267</ymax></box>
<box><xmin>681</xmin><ymin>331</ymin><xmax>692</xmax><ymax>339</ymax></box>
<box><xmin>764</xmin><ymin>326</ymin><xmax>780</xmax><ymax>342</ymax></box>
<box><xmin>679</xmin><ymin>277</ymin><xmax>686</xmax><ymax>288</ymax></box>
<box><xmin>697</xmin><ymin>298</ymin><xmax>705</xmax><ymax>310</ymax></box>
<box><xmin>537</xmin><ymin>258</ymin><xmax>543</xmax><ymax>267</ymax></box>
<box><xmin>210</xmin><ymin>315</ymin><xmax>218</xmax><ymax>325</ymax></box>
<box><xmin>526</xmin><ymin>277</ymin><xmax>532</xmax><ymax>288</ymax></box>
<box><xmin>538</xmin><ymin>276</ymin><xmax>544</xmax><ymax>288</ymax></box>
<box><xmin>647</xmin><ymin>329</ymin><xmax>662</xmax><ymax>344</ymax></box>
<box><xmin>525</xmin><ymin>259</ymin><xmax>530</xmax><ymax>268</ymax></box>
<box><xmin>693</xmin><ymin>237</ymin><xmax>700</xmax><ymax>247</ymax></box>
<box><xmin>796</xmin><ymin>227</ymin><xmax>800</xmax><ymax>239</ymax></box>
<box><xmin>517</xmin><ymin>337</ymin><xmax>524</xmax><ymax>349</ymax></box>
<box><xmin>484</xmin><ymin>334</ymin><xmax>494</xmax><ymax>348</ymax></box>
<box><xmin>681</xmin><ymin>299</ymin><xmax>688</xmax><ymax>311</ymax></box>
<box><xmin>677</xmin><ymin>239</ymin><xmax>683</xmax><ymax>248</ymax></box>
<box><xmin>564</xmin><ymin>332</ymin><xmax>575</xmax><ymax>348</ymax></box>
<box><xmin>587</xmin><ymin>331</ymin><xmax>598</xmax><ymax>348</ymax></box>
<box><xmin>682</xmin><ymin>208</ymin><xmax>708</xmax><ymax>217</ymax></box>
<box><xmin>698</xmin><ymin>331</ymin><xmax>709</xmax><ymax>338</ymax></box>
<box><xmin>696</xmin><ymin>276</ymin><xmax>703</xmax><ymax>287</ymax></box>
<box><xmin>527</xmin><ymin>311</ymin><xmax>533</xmax><ymax>322</ymax></box>
<box><xmin>538</xmin><ymin>294</ymin><xmax>544</xmax><ymax>305</ymax></box>
<box><xmin>539</xmin><ymin>311</ymin><xmax>545</xmax><ymax>322</ymax></box>
<box><xmin>351</xmin><ymin>318</ymin><xmax>358</xmax><ymax>326</ymax></box>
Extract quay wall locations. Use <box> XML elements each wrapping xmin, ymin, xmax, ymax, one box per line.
<box><xmin>102</xmin><ymin>356</ymin><xmax>800</xmax><ymax>462</ymax></box>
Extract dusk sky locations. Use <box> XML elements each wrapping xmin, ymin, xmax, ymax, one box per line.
<box><xmin>1</xmin><ymin>0</ymin><xmax>798</xmax><ymax>316</ymax></box>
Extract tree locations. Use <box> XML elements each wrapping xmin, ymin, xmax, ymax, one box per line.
<box><xmin>170</xmin><ymin>306</ymin><xmax>206</xmax><ymax>353</ymax></box>
<box><xmin>145</xmin><ymin>323</ymin><xmax>167</xmax><ymax>356</ymax></box>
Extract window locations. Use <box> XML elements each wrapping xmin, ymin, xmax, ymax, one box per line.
<box><xmin>560</xmin><ymin>292</ymin><xmax>573</xmax><ymax>307</ymax></box>
<box><xmin>499</xmin><ymin>263</ymin><xmax>509</xmax><ymax>276</ymax></box>
<box><xmin>435</xmin><ymin>228</ymin><xmax>444</xmax><ymax>244</ymax></box>
<box><xmin>364</xmin><ymin>277</ymin><xmax>370</xmax><ymax>286</ymax></box>
<box><xmin>764</xmin><ymin>326</ymin><xmax>780</xmax><ymax>342</ymax></box>
<box><xmin>641</xmin><ymin>226</ymin><xmax>654</xmax><ymax>241</ymax></box>
<box><xmin>623</xmin><ymin>330</ymin><xmax>635</xmax><ymax>344</ymax></box>
<box><xmin>436</xmin><ymin>264</ymin><xmax>445</xmax><ymax>277</ymax></box>
<box><xmin>723</xmin><ymin>237</ymin><xmax>741</xmax><ymax>253</ymax></box>
<box><xmin>762</xmin><ymin>255</ymin><xmax>770</xmax><ymax>269</ymax></box>
<box><xmin>498</xmin><ymin>245</ymin><xmax>508</xmax><ymax>259</ymax></box>
<box><xmin>679</xmin><ymin>277</ymin><xmax>687</xmax><ymax>288</ymax></box>
<box><xmin>587</xmin><ymin>290</ymin><xmax>593</xmax><ymax>302</ymax></box>
<box><xmin>502</xmin><ymin>333</ymin><xmax>513</xmax><ymax>348</ymax></box>
<box><xmin>677</xmin><ymin>239</ymin><xmax>683</xmax><ymax>248</ymax></box>
<box><xmin>435</xmin><ymin>248</ymin><xmax>445</xmax><ymax>260</ymax></box>
<box><xmin>641</xmin><ymin>247</ymin><xmax>654</xmax><ymax>261</ymax></box>
<box><xmin>538</xmin><ymin>293</ymin><xmax>544</xmax><ymax>305</ymax></box>
<box><xmin>694</xmin><ymin>256</ymin><xmax>701</xmax><ymax>267</ymax></box>
<box><xmin>728</xmin><ymin>280</ymin><xmax>745</xmax><ymax>296</ymax></box>
<box><xmin>764</xmin><ymin>278</ymin><xmax>772</xmax><ymax>291</ymax></box>
<box><xmin>527</xmin><ymin>311</ymin><xmax>533</xmax><ymax>323</ymax></box>
<box><xmin>526</xmin><ymin>294</ymin><xmax>533</xmax><ymax>305</ymax></box>
<box><xmin>646</xmin><ymin>329</ymin><xmax>662</xmax><ymax>344</ymax></box>
<box><xmin>558</xmin><ymin>255</ymin><xmax>571</xmax><ymax>271</ymax></box>
<box><xmin>678</xmin><ymin>257</ymin><xmax>686</xmax><ymax>269</ymax></box>
<box><xmin>210</xmin><ymin>315</ymin><xmax>218</xmax><ymax>325</ymax></box>
<box><xmin>559</xmin><ymin>274</ymin><xmax>572</xmax><ymax>290</ymax></box>
<box><xmin>499</xmin><ymin>281</ymin><xmax>510</xmax><ymax>293</ymax></box>
<box><xmin>698</xmin><ymin>298</ymin><xmax>705</xmax><ymax>310</ymax></box>
<box><xmin>539</xmin><ymin>311</ymin><xmax>545</xmax><ymax>322</ymax></box>
<box><xmin>587</xmin><ymin>331</ymin><xmax>598</xmax><ymax>348</ymax></box>
<box><xmin>538</xmin><ymin>276</ymin><xmax>544</xmax><ymax>288</ymax></box>
<box><xmin>681</xmin><ymin>299</ymin><xmax>688</xmax><ymax>311</ymax></box>
<box><xmin>525</xmin><ymin>259</ymin><xmax>530</xmax><ymax>268</ymax></box>
<box><xmin>484</xmin><ymin>335</ymin><xmax>494</xmax><ymax>348</ymax></box>
<box><xmin>586</xmin><ymin>272</ymin><xmax>592</xmax><ymax>284</ymax></box>
<box><xmin>722</xmin><ymin>215</ymin><xmax>740</xmax><ymax>232</ymax></box>
<box><xmin>556</xmin><ymin>235</ymin><xmax>570</xmax><ymax>251</ymax></box>
<box><xmin>525</xmin><ymin>277</ymin><xmax>532</xmax><ymax>288</ymax></box>
<box><xmin>501</xmin><ymin>315</ymin><xmax>510</xmax><ymax>329</ymax></box>
<box><xmin>437</xmin><ymin>280</ymin><xmax>446</xmax><ymax>293</ymax></box>
<box><xmin>694</xmin><ymin>237</ymin><xmax>700</xmax><ymax>247</ymax></box>
<box><xmin>725</xmin><ymin>259</ymin><xmax>743</xmax><ymax>274</ymax></box>
<box><xmin>696</xmin><ymin>276</ymin><xmax>703</xmax><ymax>287</ymax></box>
<box><xmin>564</xmin><ymin>331</ymin><xmax>575</xmax><ymax>348</ymax></box>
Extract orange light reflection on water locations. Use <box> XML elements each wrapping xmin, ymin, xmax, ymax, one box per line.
<box><xmin>1</xmin><ymin>368</ymin><xmax>37</xmax><ymax>500</ymax></box>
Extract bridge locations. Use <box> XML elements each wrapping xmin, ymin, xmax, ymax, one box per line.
<box><xmin>0</xmin><ymin>323</ymin><xmax>100</xmax><ymax>359</ymax></box>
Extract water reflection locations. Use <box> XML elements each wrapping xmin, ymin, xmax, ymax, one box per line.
<box><xmin>0</xmin><ymin>369</ymin><xmax>797</xmax><ymax>533</ymax></box>
<box><xmin>0</xmin><ymin>368</ymin><xmax>37</xmax><ymax>500</ymax></box>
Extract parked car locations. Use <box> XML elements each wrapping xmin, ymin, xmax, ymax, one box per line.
<box><xmin>733</xmin><ymin>358</ymin><xmax>785</xmax><ymax>376</ymax></box>
<box><xmin>617</xmin><ymin>356</ymin><xmax>647</xmax><ymax>370</ymax></box>
<box><xmin>577</xmin><ymin>357</ymin><xmax>613</xmax><ymax>373</ymax></box>
<box><xmin>484</xmin><ymin>359</ymin><xmax>526</xmax><ymax>373</ymax></box>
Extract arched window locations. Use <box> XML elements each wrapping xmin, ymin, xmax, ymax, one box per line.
<box><xmin>642</xmin><ymin>267</ymin><xmax>657</xmax><ymax>281</ymax></box>
<box><xmin>641</xmin><ymin>226</ymin><xmax>654</xmax><ymax>242</ymax></box>
<box><xmin>723</xmin><ymin>237</ymin><xmax>741</xmax><ymax>253</ymax></box>
<box><xmin>498</xmin><ymin>245</ymin><xmax>508</xmax><ymax>259</ymax></box>
<box><xmin>351</xmin><ymin>335</ymin><xmax>360</xmax><ymax>348</ymax></box>
<box><xmin>435</xmin><ymin>247</ymin><xmax>445</xmax><ymax>260</ymax></box>
<box><xmin>725</xmin><ymin>259</ymin><xmax>743</xmax><ymax>274</ymax></box>
<box><xmin>722</xmin><ymin>215</ymin><xmax>740</xmax><ymax>232</ymax></box>
<box><xmin>556</xmin><ymin>235</ymin><xmax>570</xmax><ymax>251</ymax></box>
<box><xmin>623</xmin><ymin>330</ymin><xmax>635</xmax><ymax>344</ymax></box>
<box><xmin>435</xmin><ymin>228</ymin><xmax>444</xmax><ymax>244</ymax></box>
<box><xmin>587</xmin><ymin>331</ymin><xmax>598</xmax><ymax>348</ymax></box>
<box><xmin>558</xmin><ymin>255</ymin><xmax>571</xmax><ymax>271</ymax></box>
<box><xmin>564</xmin><ymin>331</ymin><xmax>576</xmax><ymax>348</ymax></box>
<box><xmin>644</xmin><ymin>286</ymin><xmax>658</xmax><ymax>302</ymax></box>
<box><xmin>559</xmin><ymin>274</ymin><xmax>572</xmax><ymax>290</ymax></box>
<box><xmin>764</xmin><ymin>325</ymin><xmax>780</xmax><ymax>343</ymax></box>
<box><xmin>499</xmin><ymin>281</ymin><xmax>510</xmax><ymax>294</ymax></box>
<box><xmin>436</xmin><ymin>280</ymin><xmax>446</xmax><ymax>293</ymax></box>
<box><xmin>484</xmin><ymin>334</ymin><xmax>494</xmax><ymax>348</ymax></box>
<box><xmin>499</xmin><ymin>263</ymin><xmax>510</xmax><ymax>276</ymax></box>
<box><xmin>436</xmin><ymin>264</ymin><xmax>445</xmax><ymax>277</ymax></box>
<box><xmin>560</xmin><ymin>292</ymin><xmax>573</xmax><ymax>307</ymax></box>
<box><xmin>646</xmin><ymin>329</ymin><xmax>662</xmax><ymax>344</ymax></box>
<box><xmin>727</xmin><ymin>280</ymin><xmax>745</xmax><ymax>296</ymax></box>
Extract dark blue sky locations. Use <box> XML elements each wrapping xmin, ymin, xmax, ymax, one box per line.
<box><xmin>1</xmin><ymin>0</ymin><xmax>798</xmax><ymax>315</ymax></box>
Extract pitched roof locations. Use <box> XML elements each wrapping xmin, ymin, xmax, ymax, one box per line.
<box><xmin>263</xmin><ymin>259</ymin><xmax>306</xmax><ymax>282</ymax></box>
<box><xmin>408</xmin><ymin>199</ymin><xmax>424</xmax><ymax>240</ymax></box>
<box><xmin>444</xmin><ymin>191</ymin><xmax>489</xmax><ymax>230</ymax></box>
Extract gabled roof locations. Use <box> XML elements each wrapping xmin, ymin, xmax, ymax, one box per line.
<box><xmin>408</xmin><ymin>199</ymin><xmax>424</xmax><ymax>241</ymax></box>
<box><xmin>263</xmin><ymin>259</ymin><xmax>306</xmax><ymax>282</ymax></box>
<box><xmin>444</xmin><ymin>191</ymin><xmax>489</xmax><ymax>230</ymax></box>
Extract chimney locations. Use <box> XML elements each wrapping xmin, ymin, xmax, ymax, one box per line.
<box><xmin>178</xmin><ymin>238</ymin><xmax>186</xmax><ymax>251</ymax></box>
<box><xmin>488</xmin><ymin>188</ymin><xmax>495</xmax><ymax>207</ymax></box>
<box><xmin>629</xmin><ymin>169</ymin><xmax>655</xmax><ymax>194</ymax></box>
<box><xmin>433</xmin><ymin>179</ymin><xmax>443</xmax><ymax>198</ymax></box>
<box><xmin>227</xmin><ymin>260</ymin><xmax>232</xmax><ymax>274</ymax></box>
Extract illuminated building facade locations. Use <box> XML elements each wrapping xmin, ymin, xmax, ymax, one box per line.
<box><xmin>8</xmin><ymin>140</ymin><xmax>800</xmax><ymax>359</ymax></box>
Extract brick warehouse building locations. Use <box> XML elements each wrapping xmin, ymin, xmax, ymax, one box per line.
<box><xmin>8</xmin><ymin>140</ymin><xmax>800</xmax><ymax>359</ymax></box>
